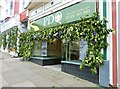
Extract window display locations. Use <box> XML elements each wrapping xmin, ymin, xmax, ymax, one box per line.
<box><xmin>62</xmin><ymin>40</ymin><xmax>88</xmax><ymax>63</ymax></box>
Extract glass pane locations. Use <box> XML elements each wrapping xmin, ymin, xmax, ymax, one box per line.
<box><xmin>47</xmin><ymin>39</ymin><xmax>62</xmax><ymax>57</ymax></box>
<box><xmin>62</xmin><ymin>42</ymin><xmax>69</xmax><ymax>61</ymax></box>
<box><xmin>69</xmin><ymin>41</ymin><xmax>80</xmax><ymax>60</ymax></box>
<box><xmin>32</xmin><ymin>41</ymin><xmax>42</xmax><ymax>57</ymax></box>
<box><xmin>80</xmin><ymin>39</ymin><xmax>88</xmax><ymax>62</ymax></box>
<box><xmin>62</xmin><ymin>40</ymin><xmax>88</xmax><ymax>63</ymax></box>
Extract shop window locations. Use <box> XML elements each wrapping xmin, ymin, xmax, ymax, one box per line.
<box><xmin>32</xmin><ymin>40</ymin><xmax>62</xmax><ymax>57</ymax></box>
<box><xmin>41</xmin><ymin>41</ymin><xmax>47</xmax><ymax>56</ymax></box>
<box><xmin>6</xmin><ymin>9</ymin><xmax>8</xmax><ymax>15</ymax></box>
<box><xmin>10</xmin><ymin>1</ymin><xmax>13</xmax><ymax>15</ymax></box>
<box><xmin>47</xmin><ymin>39</ymin><xmax>62</xmax><ymax>57</ymax></box>
<box><xmin>62</xmin><ymin>40</ymin><xmax>88</xmax><ymax>63</ymax></box>
<box><xmin>22</xmin><ymin>0</ymin><xmax>25</xmax><ymax>10</ymax></box>
<box><xmin>32</xmin><ymin>41</ymin><xmax>42</xmax><ymax>57</ymax></box>
<box><xmin>70</xmin><ymin>41</ymin><xmax>80</xmax><ymax>60</ymax></box>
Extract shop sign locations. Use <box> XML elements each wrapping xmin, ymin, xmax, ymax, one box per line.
<box><xmin>32</xmin><ymin>0</ymin><xmax>96</xmax><ymax>29</ymax></box>
<box><xmin>2</xmin><ymin>15</ymin><xmax>19</xmax><ymax>32</ymax></box>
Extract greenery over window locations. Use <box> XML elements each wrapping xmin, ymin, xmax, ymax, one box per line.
<box><xmin>2</xmin><ymin>32</ymin><xmax>7</xmax><ymax>50</ymax></box>
<box><xmin>19</xmin><ymin>12</ymin><xmax>113</xmax><ymax>74</ymax></box>
<box><xmin>1</xmin><ymin>28</ymin><xmax>18</xmax><ymax>51</ymax></box>
<box><xmin>9</xmin><ymin>29</ymin><xmax>18</xmax><ymax>51</ymax></box>
<box><xmin>0</xmin><ymin>34</ymin><xmax>2</xmax><ymax>48</ymax></box>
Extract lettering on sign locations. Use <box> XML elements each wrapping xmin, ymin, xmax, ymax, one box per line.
<box><xmin>44</xmin><ymin>12</ymin><xmax>62</xmax><ymax>26</ymax></box>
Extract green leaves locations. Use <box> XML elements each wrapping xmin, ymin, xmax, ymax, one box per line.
<box><xmin>2</xmin><ymin>33</ymin><xmax>7</xmax><ymax>49</ymax></box>
<box><xmin>19</xmin><ymin>12</ymin><xmax>113</xmax><ymax>74</ymax></box>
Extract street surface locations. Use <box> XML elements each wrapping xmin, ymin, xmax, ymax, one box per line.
<box><xmin>0</xmin><ymin>52</ymin><xmax>101</xmax><ymax>88</ymax></box>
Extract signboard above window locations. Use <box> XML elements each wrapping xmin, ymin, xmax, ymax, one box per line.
<box><xmin>32</xmin><ymin>0</ymin><xmax>96</xmax><ymax>29</ymax></box>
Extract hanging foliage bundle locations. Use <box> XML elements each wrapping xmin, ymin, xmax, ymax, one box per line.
<box><xmin>2</xmin><ymin>32</ymin><xmax>7</xmax><ymax>49</ymax></box>
<box><xmin>0</xmin><ymin>34</ymin><xmax>2</xmax><ymax>48</ymax></box>
<box><xmin>19</xmin><ymin>12</ymin><xmax>113</xmax><ymax>74</ymax></box>
<box><xmin>7</xmin><ymin>29</ymin><xmax>18</xmax><ymax>51</ymax></box>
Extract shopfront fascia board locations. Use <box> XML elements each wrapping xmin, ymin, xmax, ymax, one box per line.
<box><xmin>1</xmin><ymin>15</ymin><xmax>20</xmax><ymax>33</ymax></box>
<box><xmin>31</xmin><ymin>0</ymin><xmax>96</xmax><ymax>29</ymax></box>
<box><xmin>20</xmin><ymin>10</ymin><xmax>28</xmax><ymax>22</ymax></box>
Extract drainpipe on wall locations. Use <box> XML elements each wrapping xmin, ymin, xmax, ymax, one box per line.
<box><xmin>112</xmin><ymin>0</ymin><xmax>118</xmax><ymax>87</ymax></box>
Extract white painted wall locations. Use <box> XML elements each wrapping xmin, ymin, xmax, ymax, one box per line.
<box><xmin>28</xmin><ymin>0</ymin><xmax>83</xmax><ymax>21</ymax></box>
<box><xmin>19</xmin><ymin>0</ymin><xmax>24</xmax><ymax>13</ymax></box>
<box><xmin>0</xmin><ymin>0</ymin><xmax>6</xmax><ymax>21</ymax></box>
<box><xmin>4</xmin><ymin>0</ymin><xmax>14</xmax><ymax>18</ymax></box>
<box><xmin>29</xmin><ymin>0</ymin><xmax>63</xmax><ymax>18</ymax></box>
<box><xmin>19</xmin><ymin>0</ymin><xmax>29</xmax><ymax>14</ymax></box>
<box><xmin>29</xmin><ymin>5</ymin><xmax>43</xmax><ymax>17</ymax></box>
<box><xmin>44</xmin><ymin>0</ymin><xmax>62</xmax><ymax>11</ymax></box>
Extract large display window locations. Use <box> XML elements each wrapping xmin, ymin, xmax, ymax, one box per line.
<box><xmin>62</xmin><ymin>39</ymin><xmax>88</xmax><ymax>63</ymax></box>
<box><xmin>32</xmin><ymin>40</ymin><xmax>62</xmax><ymax>57</ymax></box>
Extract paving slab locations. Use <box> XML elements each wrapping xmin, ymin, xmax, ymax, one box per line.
<box><xmin>11</xmin><ymin>81</ymin><xmax>36</xmax><ymax>87</ymax></box>
<box><xmin>1</xmin><ymin>52</ymin><xmax>100</xmax><ymax>88</ymax></box>
<box><xmin>3</xmin><ymin>74</ymin><xmax>27</xmax><ymax>85</ymax></box>
<box><xmin>30</xmin><ymin>76</ymin><xmax>62</xmax><ymax>87</ymax></box>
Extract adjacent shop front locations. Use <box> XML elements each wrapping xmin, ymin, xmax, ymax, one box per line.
<box><xmin>1</xmin><ymin>15</ymin><xmax>20</xmax><ymax>56</ymax></box>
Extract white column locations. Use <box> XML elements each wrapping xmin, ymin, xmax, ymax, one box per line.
<box><xmin>99</xmin><ymin>0</ymin><xmax>112</xmax><ymax>87</ymax></box>
<box><xmin>106</xmin><ymin>0</ymin><xmax>113</xmax><ymax>85</ymax></box>
<box><xmin>27</xmin><ymin>19</ymin><xmax>30</xmax><ymax>30</ymax></box>
<box><xmin>99</xmin><ymin>0</ymin><xmax>103</xmax><ymax>20</ymax></box>
<box><xmin>99</xmin><ymin>0</ymin><xmax>103</xmax><ymax>54</ymax></box>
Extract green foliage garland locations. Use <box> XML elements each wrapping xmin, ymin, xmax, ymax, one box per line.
<box><xmin>2</xmin><ymin>32</ymin><xmax>7</xmax><ymax>50</ymax></box>
<box><xmin>0</xmin><ymin>34</ymin><xmax>2</xmax><ymax>47</ymax></box>
<box><xmin>19</xmin><ymin>13</ymin><xmax>113</xmax><ymax>74</ymax></box>
<box><xmin>8</xmin><ymin>29</ymin><xmax>18</xmax><ymax>51</ymax></box>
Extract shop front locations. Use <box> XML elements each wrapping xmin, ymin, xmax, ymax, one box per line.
<box><xmin>29</xmin><ymin>0</ymin><xmax>98</xmax><ymax>83</ymax></box>
<box><xmin>30</xmin><ymin>0</ymin><xmax>95</xmax><ymax>64</ymax></box>
<box><xmin>1</xmin><ymin>27</ymin><xmax>18</xmax><ymax>54</ymax></box>
<box><xmin>30</xmin><ymin>39</ymin><xmax>62</xmax><ymax>65</ymax></box>
<box><xmin>1</xmin><ymin>15</ymin><xmax>20</xmax><ymax>56</ymax></box>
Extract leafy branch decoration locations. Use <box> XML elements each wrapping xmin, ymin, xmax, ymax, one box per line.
<box><xmin>19</xmin><ymin>12</ymin><xmax>113</xmax><ymax>74</ymax></box>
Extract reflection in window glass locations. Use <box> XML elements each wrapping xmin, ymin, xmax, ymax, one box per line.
<box><xmin>69</xmin><ymin>41</ymin><xmax>80</xmax><ymax>60</ymax></box>
<box><xmin>62</xmin><ymin>40</ymin><xmax>88</xmax><ymax>63</ymax></box>
<box><xmin>10</xmin><ymin>1</ymin><xmax>13</xmax><ymax>15</ymax></box>
<box><xmin>62</xmin><ymin>40</ymin><xmax>80</xmax><ymax>61</ymax></box>
<box><xmin>47</xmin><ymin>39</ymin><xmax>62</xmax><ymax>57</ymax></box>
